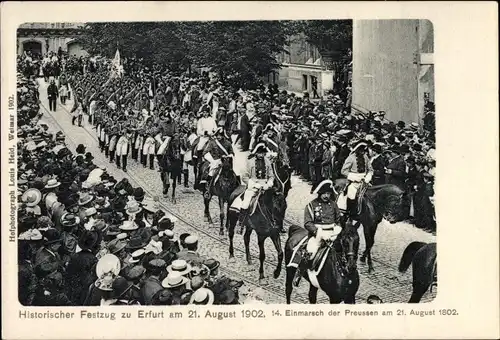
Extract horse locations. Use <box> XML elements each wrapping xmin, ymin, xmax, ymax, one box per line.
<box><xmin>202</xmin><ymin>155</ymin><xmax>240</xmax><ymax>235</ymax></box>
<box><xmin>227</xmin><ymin>187</ymin><xmax>287</xmax><ymax>282</ymax></box>
<box><xmin>334</xmin><ymin>179</ymin><xmax>406</xmax><ymax>273</ymax></box>
<box><xmin>284</xmin><ymin>223</ymin><xmax>360</xmax><ymax>304</ymax></box>
<box><xmin>271</xmin><ymin>140</ymin><xmax>292</xmax><ymax>199</ymax></box>
<box><xmin>159</xmin><ymin>135</ymin><xmax>183</xmax><ymax>204</ymax></box>
<box><xmin>398</xmin><ymin>241</ymin><xmax>437</xmax><ymax>303</ymax></box>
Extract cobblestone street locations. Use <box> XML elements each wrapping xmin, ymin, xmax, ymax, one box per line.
<box><xmin>39</xmin><ymin>79</ymin><xmax>436</xmax><ymax>304</ymax></box>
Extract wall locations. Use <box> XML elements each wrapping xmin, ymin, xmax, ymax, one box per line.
<box><xmin>352</xmin><ymin>20</ymin><xmax>420</xmax><ymax>123</ymax></box>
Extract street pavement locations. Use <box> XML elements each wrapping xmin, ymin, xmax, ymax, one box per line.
<box><xmin>37</xmin><ymin>79</ymin><xmax>436</xmax><ymax>304</ymax></box>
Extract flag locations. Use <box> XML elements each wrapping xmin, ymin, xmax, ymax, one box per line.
<box><xmin>110</xmin><ymin>49</ymin><xmax>123</xmax><ymax>79</ymax></box>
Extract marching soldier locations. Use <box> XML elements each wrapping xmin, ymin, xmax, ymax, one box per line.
<box><xmin>116</xmin><ymin>128</ymin><xmax>131</xmax><ymax>172</ymax></box>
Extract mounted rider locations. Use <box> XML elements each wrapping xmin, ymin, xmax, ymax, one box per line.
<box><xmin>201</xmin><ymin>127</ymin><xmax>234</xmax><ymax>193</ymax></box>
<box><xmin>337</xmin><ymin>140</ymin><xmax>373</xmax><ymax>221</ymax></box>
<box><xmin>292</xmin><ymin>179</ymin><xmax>342</xmax><ymax>286</ymax></box>
<box><xmin>236</xmin><ymin>143</ymin><xmax>274</xmax><ymax>234</ymax></box>
<box><xmin>195</xmin><ymin>106</ymin><xmax>217</xmax><ymax>160</ymax></box>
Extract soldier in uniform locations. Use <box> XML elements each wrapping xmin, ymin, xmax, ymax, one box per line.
<box><xmin>338</xmin><ymin>140</ymin><xmax>373</xmax><ymax>219</ymax></box>
<box><xmin>293</xmin><ymin>179</ymin><xmax>342</xmax><ymax>286</ymax></box>
<box><xmin>236</xmin><ymin>143</ymin><xmax>274</xmax><ymax>234</ymax></box>
<box><xmin>116</xmin><ymin>128</ymin><xmax>131</xmax><ymax>172</ymax></box>
<box><xmin>201</xmin><ymin>127</ymin><xmax>234</xmax><ymax>192</ymax></box>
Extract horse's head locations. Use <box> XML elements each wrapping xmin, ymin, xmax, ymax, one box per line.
<box><xmin>264</xmin><ymin>188</ymin><xmax>287</xmax><ymax>229</ymax></box>
<box><xmin>370</xmin><ymin>185</ymin><xmax>406</xmax><ymax>223</ymax></box>
<box><xmin>338</xmin><ymin>223</ymin><xmax>360</xmax><ymax>273</ymax></box>
<box><xmin>220</xmin><ymin>154</ymin><xmax>234</xmax><ymax>172</ymax></box>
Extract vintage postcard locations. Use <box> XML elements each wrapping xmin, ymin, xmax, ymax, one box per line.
<box><xmin>1</xmin><ymin>1</ymin><xmax>498</xmax><ymax>339</ymax></box>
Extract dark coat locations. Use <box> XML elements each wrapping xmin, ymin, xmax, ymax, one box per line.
<box><xmin>47</xmin><ymin>84</ymin><xmax>59</xmax><ymax>99</ymax></box>
<box><xmin>386</xmin><ymin>155</ymin><xmax>407</xmax><ymax>190</ymax></box>
<box><xmin>19</xmin><ymin>261</ymin><xmax>37</xmax><ymax>306</ymax></box>
<box><xmin>140</xmin><ymin>276</ymin><xmax>163</xmax><ymax>305</ymax></box>
<box><xmin>65</xmin><ymin>250</ymin><xmax>98</xmax><ymax>305</ymax></box>
<box><xmin>371</xmin><ymin>154</ymin><xmax>387</xmax><ymax>185</ymax></box>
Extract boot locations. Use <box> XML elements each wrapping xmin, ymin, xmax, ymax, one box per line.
<box><xmin>236</xmin><ymin>209</ymin><xmax>248</xmax><ymax>234</ymax></box>
<box><xmin>122</xmin><ymin>156</ymin><xmax>127</xmax><ymax>172</ymax></box>
<box><xmin>116</xmin><ymin>156</ymin><xmax>121</xmax><ymax>169</ymax></box>
<box><xmin>293</xmin><ymin>251</ymin><xmax>311</xmax><ymax>287</ymax></box>
<box><xmin>347</xmin><ymin>198</ymin><xmax>356</xmax><ymax>218</ymax></box>
<box><xmin>183</xmin><ymin>170</ymin><xmax>189</xmax><ymax>188</ymax></box>
<box><xmin>149</xmin><ymin>156</ymin><xmax>154</xmax><ymax>170</ymax></box>
<box><xmin>163</xmin><ymin>184</ymin><xmax>170</xmax><ymax>198</ymax></box>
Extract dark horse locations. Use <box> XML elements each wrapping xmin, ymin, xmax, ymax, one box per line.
<box><xmin>398</xmin><ymin>241</ymin><xmax>437</xmax><ymax>303</ymax></box>
<box><xmin>271</xmin><ymin>140</ymin><xmax>292</xmax><ymax>199</ymax></box>
<box><xmin>159</xmin><ymin>135</ymin><xmax>183</xmax><ymax>204</ymax></box>
<box><xmin>202</xmin><ymin>155</ymin><xmax>240</xmax><ymax>235</ymax></box>
<box><xmin>227</xmin><ymin>187</ymin><xmax>287</xmax><ymax>282</ymax></box>
<box><xmin>334</xmin><ymin>179</ymin><xmax>406</xmax><ymax>273</ymax></box>
<box><xmin>284</xmin><ymin>223</ymin><xmax>360</xmax><ymax>304</ymax></box>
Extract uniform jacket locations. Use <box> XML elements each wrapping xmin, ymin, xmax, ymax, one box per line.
<box><xmin>304</xmin><ymin>198</ymin><xmax>341</xmax><ymax>228</ymax></box>
<box><xmin>115</xmin><ymin>135</ymin><xmax>129</xmax><ymax>157</ymax></box>
<box><xmin>243</xmin><ymin>156</ymin><xmax>274</xmax><ymax>187</ymax></box>
<box><xmin>203</xmin><ymin>137</ymin><xmax>233</xmax><ymax>161</ymax></box>
<box><xmin>341</xmin><ymin>152</ymin><xmax>373</xmax><ymax>178</ymax></box>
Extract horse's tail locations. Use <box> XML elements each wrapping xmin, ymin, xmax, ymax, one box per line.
<box><xmin>288</xmin><ymin>224</ymin><xmax>302</xmax><ymax>237</ymax></box>
<box><xmin>398</xmin><ymin>241</ymin><xmax>427</xmax><ymax>273</ymax></box>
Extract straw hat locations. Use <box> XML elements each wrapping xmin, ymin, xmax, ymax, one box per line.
<box><xmin>120</xmin><ymin>220</ymin><xmax>139</xmax><ymax>231</ymax></box>
<box><xmin>78</xmin><ymin>193</ymin><xmax>95</xmax><ymax>206</ymax></box>
<box><xmin>167</xmin><ymin>259</ymin><xmax>192</xmax><ymax>276</ymax></box>
<box><xmin>161</xmin><ymin>272</ymin><xmax>189</xmax><ymax>289</ymax></box>
<box><xmin>21</xmin><ymin>188</ymin><xmax>42</xmax><ymax>207</ymax></box>
<box><xmin>189</xmin><ymin>288</ymin><xmax>214</xmax><ymax>305</ymax></box>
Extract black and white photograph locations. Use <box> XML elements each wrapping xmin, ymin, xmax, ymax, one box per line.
<box><xmin>2</xmin><ymin>1</ymin><xmax>499</xmax><ymax>339</ymax></box>
<box><xmin>14</xmin><ymin>18</ymin><xmax>438</xmax><ymax>307</ymax></box>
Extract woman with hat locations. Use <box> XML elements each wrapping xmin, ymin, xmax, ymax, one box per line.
<box><xmin>83</xmin><ymin>254</ymin><xmax>121</xmax><ymax>306</ymax></box>
<box><xmin>338</xmin><ymin>140</ymin><xmax>374</xmax><ymax>217</ymax></box>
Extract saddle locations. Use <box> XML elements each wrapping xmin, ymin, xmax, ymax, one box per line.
<box><xmin>229</xmin><ymin>185</ymin><xmax>262</xmax><ymax>216</ymax></box>
<box><xmin>339</xmin><ymin>181</ymin><xmax>368</xmax><ymax>216</ymax></box>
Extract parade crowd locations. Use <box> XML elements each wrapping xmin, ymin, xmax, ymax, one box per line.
<box><xmin>16</xmin><ymin>49</ymin><xmax>436</xmax><ymax>306</ymax></box>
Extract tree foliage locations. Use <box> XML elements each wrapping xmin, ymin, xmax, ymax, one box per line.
<box><xmin>80</xmin><ymin>20</ymin><xmax>352</xmax><ymax>88</ymax></box>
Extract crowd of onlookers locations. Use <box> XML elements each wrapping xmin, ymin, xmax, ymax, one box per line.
<box><xmin>17</xmin><ymin>59</ymin><xmax>253</xmax><ymax>306</ymax></box>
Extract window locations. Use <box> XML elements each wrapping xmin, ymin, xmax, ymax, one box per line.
<box><xmin>302</xmin><ymin>74</ymin><xmax>308</xmax><ymax>90</ymax></box>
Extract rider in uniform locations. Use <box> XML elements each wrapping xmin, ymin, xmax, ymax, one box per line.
<box><xmin>236</xmin><ymin>143</ymin><xmax>274</xmax><ymax>234</ymax></box>
<box><xmin>294</xmin><ymin>179</ymin><xmax>342</xmax><ymax>286</ymax></box>
<box><xmin>195</xmin><ymin>107</ymin><xmax>217</xmax><ymax>160</ymax></box>
<box><xmin>201</xmin><ymin>127</ymin><xmax>234</xmax><ymax>192</ymax></box>
<box><xmin>339</xmin><ymin>140</ymin><xmax>373</xmax><ymax>221</ymax></box>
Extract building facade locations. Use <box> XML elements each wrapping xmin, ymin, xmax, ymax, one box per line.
<box><xmin>352</xmin><ymin>19</ymin><xmax>434</xmax><ymax>124</ymax></box>
<box><xmin>17</xmin><ymin>23</ymin><xmax>88</xmax><ymax>58</ymax></box>
<box><xmin>264</xmin><ymin>34</ymin><xmax>334</xmax><ymax>97</ymax></box>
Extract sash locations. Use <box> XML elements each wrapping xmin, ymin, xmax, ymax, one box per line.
<box><xmin>214</xmin><ymin>139</ymin><xmax>230</xmax><ymax>156</ymax></box>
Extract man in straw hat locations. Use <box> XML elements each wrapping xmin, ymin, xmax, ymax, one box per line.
<box><xmin>289</xmin><ymin>179</ymin><xmax>342</xmax><ymax>286</ymax></box>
